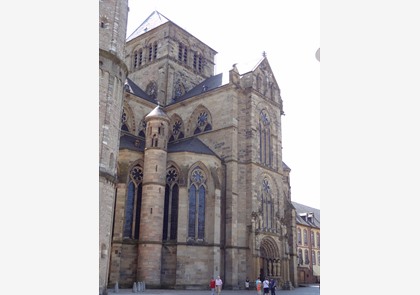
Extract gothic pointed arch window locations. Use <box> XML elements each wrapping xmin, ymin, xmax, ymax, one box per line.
<box><xmin>260</xmin><ymin>177</ymin><xmax>274</xmax><ymax>229</ymax></box>
<box><xmin>138</xmin><ymin>119</ymin><xmax>146</xmax><ymax>138</ymax></box>
<box><xmin>163</xmin><ymin>165</ymin><xmax>179</xmax><ymax>241</ymax></box>
<box><xmin>121</xmin><ymin>109</ymin><xmax>129</xmax><ymax>131</ymax></box>
<box><xmin>146</xmin><ymin>81</ymin><xmax>157</xmax><ymax>99</ymax></box>
<box><xmin>123</xmin><ymin>165</ymin><xmax>143</xmax><ymax>239</ymax></box>
<box><xmin>303</xmin><ymin>229</ymin><xmax>308</xmax><ymax>245</ymax></box>
<box><xmin>174</xmin><ymin>81</ymin><xmax>185</xmax><ymax>99</ymax></box>
<box><xmin>259</xmin><ymin>110</ymin><xmax>272</xmax><ymax>167</ymax></box>
<box><xmin>188</xmin><ymin>167</ymin><xmax>207</xmax><ymax>241</ymax></box>
<box><xmin>169</xmin><ymin>118</ymin><xmax>184</xmax><ymax>142</ymax></box>
<box><xmin>193</xmin><ymin>110</ymin><xmax>212</xmax><ymax>134</ymax></box>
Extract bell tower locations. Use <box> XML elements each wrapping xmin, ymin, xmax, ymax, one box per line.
<box><xmin>137</xmin><ymin>104</ymin><xmax>170</xmax><ymax>287</ymax></box>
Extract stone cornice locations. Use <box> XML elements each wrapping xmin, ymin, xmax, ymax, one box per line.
<box><xmin>99</xmin><ymin>48</ymin><xmax>128</xmax><ymax>75</ymax></box>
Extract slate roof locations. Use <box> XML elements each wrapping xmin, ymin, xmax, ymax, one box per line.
<box><xmin>146</xmin><ymin>104</ymin><xmax>170</xmax><ymax>121</ymax></box>
<box><xmin>127</xmin><ymin>11</ymin><xmax>170</xmax><ymax>42</ymax></box>
<box><xmin>282</xmin><ymin>161</ymin><xmax>291</xmax><ymax>171</ymax></box>
<box><xmin>119</xmin><ymin>131</ymin><xmax>217</xmax><ymax>157</ymax></box>
<box><xmin>168</xmin><ymin>137</ymin><xmax>217</xmax><ymax>156</ymax></box>
<box><xmin>124</xmin><ymin>78</ymin><xmax>157</xmax><ymax>103</ymax></box>
<box><xmin>170</xmin><ymin>72</ymin><xmax>230</xmax><ymax>104</ymax></box>
<box><xmin>119</xmin><ymin>131</ymin><xmax>145</xmax><ymax>151</ymax></box>
<box><xmin>292</xmin><ymin>201</ymin><xmax>320</xmax><ymax>228</ymax></box>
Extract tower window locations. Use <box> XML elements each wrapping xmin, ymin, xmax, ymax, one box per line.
<box><xmin>148</xmin><ymin>44</ymin><xmax>153</xmax><ymax>61</ymax></box>
<box><xmin>153</xmin><ymin>43</ymin><xmax>158</xmax><ymax>59</ymax></box>
<box><xmin>178</xmin><ymin>43</ymin><xmax>183</xmax><ymax>61</ymax></box>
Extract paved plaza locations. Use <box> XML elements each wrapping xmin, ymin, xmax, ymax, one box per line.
<box><xmin>107</xmin><ymin>284</ymin><xmax>320</xmax><ymax>295</ymax></box>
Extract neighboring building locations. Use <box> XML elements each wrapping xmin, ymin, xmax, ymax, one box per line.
<box><xmin>99</xmin><ymin>0</ymin><xmax>129</xmax><ymax>294</ymax></box>
<box><xmin>292</xmin><ymin>201</ymin><xmax>320</xmax><ymax>284</ymax></box>
<box><xmin>107</xmin><ymin>10</ymin><xmax>297</xmax><ymax>290</ymax></box>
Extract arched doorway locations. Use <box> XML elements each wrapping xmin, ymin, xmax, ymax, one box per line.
<box><xmin>259</xmin><ymin>237</ymin><xmax>281</xmax><ymax>280</ymax></box>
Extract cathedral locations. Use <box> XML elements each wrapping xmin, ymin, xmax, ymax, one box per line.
<box><xmin>101</xmin><ymin>4</ymin><xmax>298</xmax><ymax>292</ymax></box>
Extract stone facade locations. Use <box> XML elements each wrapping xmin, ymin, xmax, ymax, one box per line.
<box><xmin>106</xmin><ymin>11</ymin><xmax>298</xmax><ymax>291</ymax></box>
<box><xmin>99</xmin><ymin>0</ymin><xmax>129</xmax><ymax>294</ymax></box>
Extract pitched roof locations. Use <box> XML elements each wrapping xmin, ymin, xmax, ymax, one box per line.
<box><xmin>119</xmin><ymin>132</ymin><xmax>217</xmax><ymax>157</ymax></box>
<box><xmin>282</xmin><ymin>161</ymin><xmax>291</xmax><ymax>171</ymax></box>
<box><xmin>168</xmin><ymin>137</ymin><xmax>217</xmax><ymax>156</ymax></box>
<box><xmin>119</xmin><ymin>132</ymin><xmax>145</xmax><ymax>151</ymax></box>
<box><xmin>125</xmin><ymin>78</ymin><xmax>157</xmax><ymax>103</ymax></box>
<box><xmin>126</xmin><ymin>10</ymin><xmax>170</xmax><ymax>42</ymax></box>
<box><xmin>169</xmin><ymin>57</ymin><xmax>268</xmax><ymax>104</ymax></box>
<box><xmin>170</xmin><ymin>72</ymin><xmax>229</xmax><ymax>104</ymax></box>
<box><xmin>292</xmin><ymin>201</ymin><xmax>320</xmax><ymax>228</ymax></box>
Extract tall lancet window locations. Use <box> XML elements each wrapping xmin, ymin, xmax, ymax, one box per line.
<box><xmin>259</xmin><ymin>110</ymin><xmax>272</xmax><ymax>167</ymax></box>
<box><xmin>188</xmin><ymin>167</ymin><xmax>206</xmax><ymax>240</ymax></box>
<box><xmin>163</xmin><ymin>166</ymin><xmax>179</xmax><ymax>241</ymax></box>
<box><xmin>123</xmin><ymin>165</ymin><xmax>143</xmax><ymax>239</ymax></box>
<box><xmin>261</xmin><ymin>177</ymin><xmax>274</xmax><ymax>229</ymax></box>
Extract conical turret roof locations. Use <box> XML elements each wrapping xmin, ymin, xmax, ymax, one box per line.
<box><xmin>145</xmin><ymin>104</ymin><xmax>170</xmax><ymax>121</ymax></box>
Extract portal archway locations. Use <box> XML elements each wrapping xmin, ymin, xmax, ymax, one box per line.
<box><xmin>259</xmin><ymin>236</ymin><xmax>281</xmax><ymax>280</ymax></box>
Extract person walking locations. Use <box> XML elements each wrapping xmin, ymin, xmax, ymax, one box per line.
<box><xmin>245</xmin><ymin>278</ymin><xmax>250</xmax><ymax>290</ymax></box>
<box><xmin>209</xmin><ymin>277</ymin><xmax>216</xmax><ymax>295</ymax></box>
<box><xmin>263</xmin><ymin>277</ymin><xmax>270</xmax><ymax>295</ymax></box>
<box><xmin>215</xmin><ymin>276</ymin><xmax>223</xmax><ymax>295</ymax></box>
<box><xmin>269</xmin><ymin>278</ymin><xmax>277</xmax><ymax>295</ymax></box>
<box><xmin>255</xmin><ymin>277</ymin><xmax>262</xmax><ymax>295</ymax></box>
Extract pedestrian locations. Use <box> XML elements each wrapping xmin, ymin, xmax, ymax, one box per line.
<box><xmin>263</xmin><ymin>277</ymin><xmax>270</xmax><ymax>295</ymax></box>
<box><xmin>269</xmin><ymin>278</ymin><xmax>276</xmax><ymax>295</ymax></box>
<box><xmin>245</xmin><ymin>277</ymin><xmax>250</xmax><ymax>290</ymax></box>
<box><xmin>215</xmin><ymin>275</ymin><xmax>223</xmax><ymax>295</ymax></box>
<box><xmin>209</xmin><ymin>277</ymin><xmax>216</xmax><ymax>295</ymax></box>
<box><xmin>255</xmin><ymin>277</ymin><xmax>262</xmax><ymax>295</ymax></box>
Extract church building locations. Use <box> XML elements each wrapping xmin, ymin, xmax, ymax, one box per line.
<box><xmin>107</xmin><ymin>10</ymin><xmax>298</xmax><ymax>290</ymax></box>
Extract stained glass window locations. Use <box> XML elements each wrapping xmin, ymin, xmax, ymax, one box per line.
<box><xmin>194</xmin><ymin>111</ymin><xmax>212</xmax><ymax>134</ymax></box>
<box><xmin>163</xmin><ymin>166</ymin><xmax>179</xmax><ymax>241</ymax></box>
<box><xmin>188</xmin><ymin>167</ymin><xmax>206</xmax><ymax>240</ymax></box>
<box><xmin>123</xmin><ymin>165</ymin><xmax>143</xmax><ymax>239</ymax></box>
